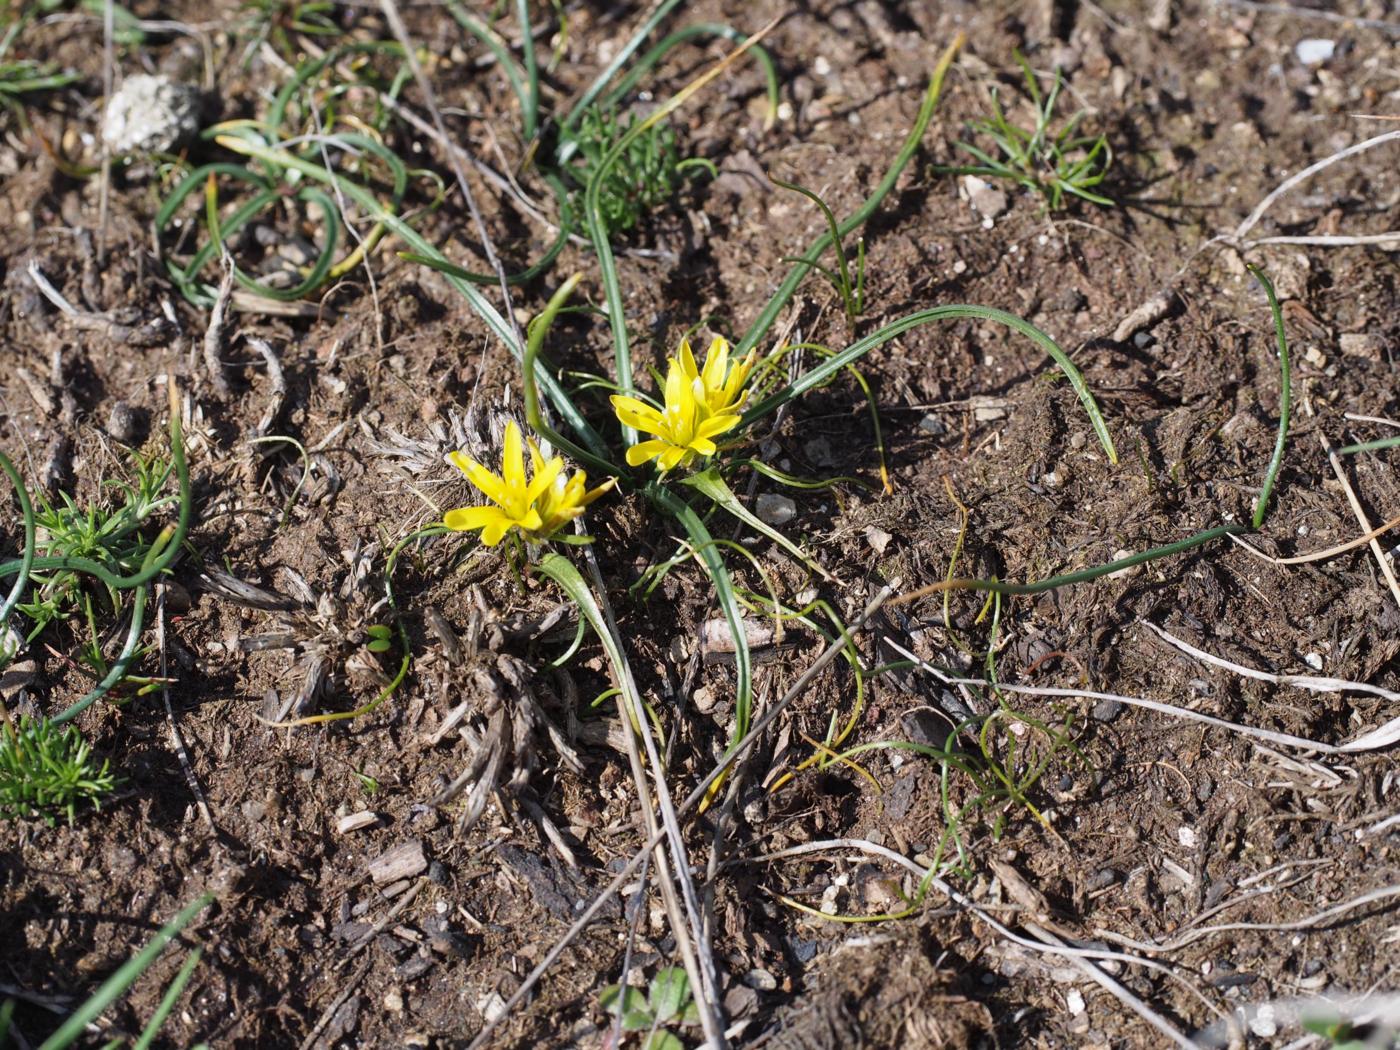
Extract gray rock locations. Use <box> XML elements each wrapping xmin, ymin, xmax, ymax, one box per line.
<box><xmin>1092</xmin><ymin>698</ymin><xmax>1124</xmax><ymax>723</ymax></box>
<box><xmin>755</xmin><ymin>493</ymin><xmax>796</xmax><ymax>525</ymax></box>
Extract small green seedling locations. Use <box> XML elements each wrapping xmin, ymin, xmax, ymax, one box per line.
<box><xmin>353</xmin><ymin>770</ymin><xmax>380</xmax><ymax>795</ymax></box>
<box><xmin>1302</xmin><ymin>1015</ymin><xmax>1375</xmax><ymax>1050</ymax></box>
<box><xmin>600</xmin><ymin>967</ymin><xmax>700</xmax><ymax>1050</ymax></box>
<box><xmin>0</xmin><ymin>715</ymin><xmax>117</xmax><ymax>825</ymax></box>
<box><xmin>944</xmin><ymin>51</ymin><xmax>1112</xmax><ymax>211</ymax></box>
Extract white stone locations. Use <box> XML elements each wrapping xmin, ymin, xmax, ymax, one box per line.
<box><xmin>1066</xmin><ymin>989</ymin><xmax>1086</xmax><ymax>1015</ymax></box>
<box><xmin>1249</xmin><ymin>1004</ymin><xmax>1278</xmax><ymax>1037</ymax></box>
<box><xmin>103</xmin><ymin>75</ymin><xmax>201</xmax><ymax>155</ymax></box>
<box><xmin>1177</xmin><ymin>825</ymin><xmax>1198</xmax><ymax>848</ymax></box>
<box><xmin>961</xmin><ymin>175</ymin><xmax>1009</xmax><ymax>220</ymax></box>
<box><xmin>1295</xmin><ymin>39</ymin><xmax>1335</xmax><ymax>66</ymax></box>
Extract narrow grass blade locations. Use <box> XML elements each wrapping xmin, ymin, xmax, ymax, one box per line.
<box><xmin>38</xmin><ymin>894</ymin><xmax>214</xmax><ymax>1050</ymax></box>
<box><xmin>130</xmin><ymin>948</ymin><xmax>203</xmax><ymax>1050</ymax></box>
<box><xmin>891</xmin><ymin>523</ymin><xmax>1245</xmax><ymax>605</ymax></box>
<box><xmin>646</xmin><ymin>484</ymin><xmax>752</xmax><ymax>752</ymax></box>
<box><xmin>0</xmin><ymin>452</ymin><xmax>36</xmax><ymax>636</ymax></box>
<box><xmin>1248</xmin><ymin>265</ymin><xmax>1291</xmax><ymax>529</ymax></box>
<box><xmin>560</xmin><ymin>0</ymin><xmax>685</xmax><ymax>136</ymax></box>
<box><xmin>600</xmin><ymin>23</ymin><xmax>781</xmax><ymax>129</ymax></box>
<box><xmin>742</xmin><ymin>304</ymin><xmax>1118</xmax><ymax>464</ymax></box>
<box><xmin>736</xmin><ymin>34</ymin><xmax>965</xmax><ymax>355</ymax></box>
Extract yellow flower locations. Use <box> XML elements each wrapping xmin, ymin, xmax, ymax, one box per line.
<box><xmin>528</xmin><ymin>438</ymin><xmax>616</xmax><ymax>537</ymax></box>
<box><xmin>610</xmin><ymin>336</ymin><xmax>757</xmax><ymax>472</ymax></box>
<box><xmin>444</xmin><ymin>421</ymin><xmax>610</xmax><ymax>545</ymax></box>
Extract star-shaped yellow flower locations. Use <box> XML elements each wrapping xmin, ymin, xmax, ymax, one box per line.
<box><xmin>444</xmin><ymin>421</ymin><xmax>610</xmax><ymax>545</ymax></box>
<box><xmin>610</xmin><ymin>336</ymin><xmax>757</xmax><ymax>472</ymax></box>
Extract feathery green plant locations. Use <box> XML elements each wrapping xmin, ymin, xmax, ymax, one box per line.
<box><xmin>0</xmin><ymin>715</ymin><xmax>116</xmax><ymax>824</ymax></box>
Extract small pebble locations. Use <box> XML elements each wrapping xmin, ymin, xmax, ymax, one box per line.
<box><xmin>1086</xmin><ymin>868</ymin><xmax>1118</xmax><ymax>892</ymax></box>
<box><xmin>755</xmin><ymin>493</ymin><xmax>796</xmax><ymax>525</ymax></box>
<box><xmin>743</xmin><ymin>968</ymin><xmax>778</xmax><ymax>991</ymax></box>
<box><xmin>919</xmin><ymin>414</ymin><xmax>947</xmax><ymax>435</ymax></box>
<box><xmin>1249</xmin><ymin>1004</ymin><xmax>1278</xmax><ymax>1038</ymax></box>
<box><xmin>106</xmin><ymin>401</ymin><xmax>139</xmax><ymax>444</ymax></box>
<box><xmin>961</xmin><ymin>175</ymin><xmax>1009</xmax><ymax>220</ymax></box>
<box><xmin>103</xmin><ymin>74</ymin><xmax>202</xmax><ymax>154</ymax></box>
<box><xmin>865</xmin><ymin>526</ymin><xmax>893</xmax><ymax>556</ymax></box>
<box><xmin>336</xmin><ymin>810</ymin><xmax>379</xmax><ymax>834</ymax></box>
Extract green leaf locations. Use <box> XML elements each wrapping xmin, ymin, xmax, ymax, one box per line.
<box><xmin>367</xmin><ymin>639</ymin><xmax>393</xmax><ymax>653</ymax></box>
<box><xmin>366</xmin><ymin>624</ymin><xmax>393</xmax><ymax>639</ymax></box>
<box><xmin>643</xmin><ymin>1032</ymin><xmax>684</xmax><ymax>1050</ymax></box>
<box><xmin>740</xmin><ymin>304</ymin><xmax>1118</xmax><ymax>465</ymax></box>
<box><xmin>681</xmin><ymin>468</ymin><xmax>833</xmax><ymax>583</ymax></box>
<box><xmin>648</xmin><ymin>967</ymin><xmax>690</xmax><ymax>1022</ymax></box>
<box><xmin>646</xmin><ymin>485</ymin><xmax>753</xmax><ymax>753</ymax></box>
<box><xmin>38</xmin><ymin>894</ymin><xmax>213</xmax><ymax>1050</ymax></box>
<box><xmin>599</xmin><ymin>984</ymin><xmax>653</xmax><ymax>1030</ymax></box>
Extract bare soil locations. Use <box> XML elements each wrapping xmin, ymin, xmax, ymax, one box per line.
<box><xmin>4</xmin><ymin>1</ymin><xmax>1400</xmax><ymax>1047</ymax></box>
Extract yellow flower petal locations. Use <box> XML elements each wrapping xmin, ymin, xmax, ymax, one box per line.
<box><xmin>443</xmin><ymin>505</ymin><xmax>507</xmax><ymax>533</ymax></box>
<box><xmin>626</xmin><ymin>440</ymin><xmax>669</xmax><ymax>467</ymax></box>
<box><xmin>479</xmin><ymin>517</ymin><xmax>511</xmax><ymax>546</ymax></box>
<box><xmin>678</xmin><ymin>337</ymin><xmax>699</xmax><ymax>381</ymax></box>
<box><xmin>525</xmin><ymin>454</ymin><xmax>564</xmax><ymax>504</ymax></box>
<box><xmin>701</xmin><ymin>336</ymin><xmax>729</xmax><ymax>390</ymax></box>
<box><xmin>611</xmin><ymin>395</ymin><xmax>667</xmax><ymax>436</ymax></box>
<box><xmin>501</xmin><ymin>421</ymin><xmax>526</xmax><ymax>497</ymax></box>
<box><xmin>448</xmin><ymin>451</ymin><xmax>507</xmax><ymax>506</ymax></box>
<box><xmin>580</xmin><ymin>476</ymin><xmax>616</xmax><ymax>505</ymax></box>
<box><xmin>659</xmin><ymin>445</ymin><xmax>690</xmax><ymax>471</ymax></box>
<box><xmin>696</xmin><ymin>413</ymin><xmax>741</xmax><ymax>440</ymax></box>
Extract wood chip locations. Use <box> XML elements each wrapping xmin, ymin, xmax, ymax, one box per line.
<box><xmin>1111</xmin><ymin>289</ymin><xmax>1175</xmax><ymax>342</ymax></box>
<box><xmin>336</xmin><ymin>811</ymin><xmax>380</xmax><ymax>834</ymax></box>
<box><xmin>368</xmin><ymin>839</ymin><xmax>427</xmax><ymax>884</ymax></box>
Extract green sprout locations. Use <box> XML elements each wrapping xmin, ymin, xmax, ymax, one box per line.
<box><xmin>0</xmin><ymin>15</ymin><xmax>80</xmax><ymax>128</ymax></box>
<box><xmin>353</xmin><ymin>770</ymin><xmax>380</xmax><ymax>795</ymax></box>
<box><xmin>0</xmin><ymin>715</ymin><xmax>117</xmax><ymax>825</ymax></box>
<box><xmin>600</xmin><ymin>968</ymin><xmax>700</xmax><ymax>1050</ymax></box>
<box><xmin>943</xmin><ymin>51</ymin><xmax>1112</xmax><ymax>211</ymax></box>
<box><xmin>0</xmin><ymin>382</ymin><xmax>191</xmax><ymax>727</ymax></box>
<box><xmin>238</xmin><ymin>0</ymin><xmax>341</xmax><ymax>64</ymax></box>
